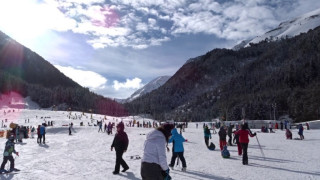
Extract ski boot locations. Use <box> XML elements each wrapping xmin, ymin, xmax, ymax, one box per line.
<box><xmin>0</xmin><ymin>169</ymin><xmax>9</xmax><ymax>174</ymax></box>
<box><xmin>9</xmin><ymin>168</ymin><xmax>20</xmax><ymax>172</ymax></box>
<box><xmin>182</xmin><ymin>167</ymin><xmax>186</xmax><ymax>172</ymax></box>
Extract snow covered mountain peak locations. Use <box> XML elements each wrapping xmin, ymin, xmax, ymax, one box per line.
<box><xmin>126</xmin><ymin>76</ymin><xmax>171</xmax><ymax>102</ymax></box>
<box><xmin>234</xmin><ymin>8</ymin><xmax>320</xmax><ymax>50</ymax></box>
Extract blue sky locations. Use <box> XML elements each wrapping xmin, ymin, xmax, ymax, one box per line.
<box><xmin>0</xmin><ymin>0</ymin><xmax>320</xmax><ymax>99</ymax></box>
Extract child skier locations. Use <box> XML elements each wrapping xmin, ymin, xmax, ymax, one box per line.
<box><xmin>285</xmin><ymin>129</ymin><xmax>292</xmax><ymax>139</ymax></box>
<box><xmin>168</xmin><ymin>128</ymin><xmax>187</xmax><ymax>171</ymax></box>
<box><xmin>0</xmin><ymin>136</ymin><xmax>20</xmax><ymax>173</ymax></box>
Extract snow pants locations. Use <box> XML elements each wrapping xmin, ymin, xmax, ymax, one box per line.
<box><xmin>0</xmin><ymin>156</ymin><xmax>14</xmax><ymax>170</ymax></box>
<box><xmin>141</xmin><ymin>162</ymin><xmax>164</xmax><ymax>180</ymax></box>
<box><xmin>114</xmin><ymin>150</ymin><xmax>129</xmax><ymax>173</ymax></box>
<box><xmin>237</xmin><ymin>143</ymin><xmax>242</xmax><ymax>155</ymax></box>
<box><xmin>169</xmin><ymin>152</ymin><xmax>186</xmax><ymax>168</ymax></box>
<box><xmin>219</xmin><ymin>140</ymin><xmax>227</xmax><ymax>151</ymax></box>
<box><xmin>241</xmin><ymin>143</ymin><xmax>249</xmax><ymax>164</ymax></box>
<box><xmin>204</xmin><ymin>137</ymin><xmax>209</xmax><ymax>147</ymax></box>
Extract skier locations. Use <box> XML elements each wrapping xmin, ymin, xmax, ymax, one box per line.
<box><xmin>234</xmin><ymin>123</ymin><xmax>256</xmax><ymax>165</ymax></box>
<box><xmin>98</xmin><ymin>121</ymin><xmax>103</xmax><ymax>132</ymax></box>
<box><xmin>280</xmin><ymin>121</ymin><xmax>284</xmax><ymax>130</ymax></box>
<box><xmin>233</xmin><ymin>124</ymin><xmax>242</xmax><ymax>156</ymax></box>
<box><xmin>268</xmin><ymin>122</ymin><xmax>273</xmax><ymax>133</ymax></box>
<box><xmin>227</xmin><ymin>124</ymin><xmax>234</xmax><ymax>146</ymax></box>
<box><xmin>168</xmin><ymin>128</ymin><xmax>187</xmax><ymax>172</ymax></box>
<box><xmin>141</xmin><ymin>123</ymin><xmax>174</xmax><ymax>180</ymax></box>
<box><xmin>111</xmin><ymin>122</ymin><xmax>129</xmax><ymax>175</ymax></box>
<box><xmin>31</xmin><ymin>126</ymin><xmax>35</xmax><ymax>138</ymax></box>
<box><xmin>218</xmin><ymin>126</ymin><xmax>227</xmax><ymax>151</ymax></box>
<box><xmin>306</xmin><ymin>122</ymin><xmax>310</xmax><ymax>130</ymax></box>
<box><xmin>40</xmin><ymin>124</ymin><xmax>46</xmax><ymax>144</ymax></box>
<box><xmin>298</xmin><ymin>124</ymin><xmax>304</xmax><ymax>140</ymax></box>
<box><xmin>0</xmin><ymin>136</ymin><xmax>20</xmax><ymax>173</ymax></box>
<box><xmin>37</xmin><ymin>125</ymin><xmax>41</xmax><ymax>144</ymax></box>
<box><xmin>203</xmin><ymin>125</ymin><xmax>211</xmax><ymax>147</ymax></box>
<box><xmin>69</xmin><ymin>124</ymin><xmax>72</xmax><ymax>135</ymax></box>
<box><xmin>285</xmin><ymin>129</ymin><xmax>292</xmax><ymax>139</ymax></box>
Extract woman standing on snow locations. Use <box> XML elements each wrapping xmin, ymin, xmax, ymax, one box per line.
<box><xmin>234</xmin><ymin>123</ymin><xmax>256</xmax><ymax>165</ymax></box>
<box><xmin>141</xmin><ymin>123</ymin><xmax>174</xmax><ymax>180</ymax></box>
<box><xmin>111</xmin><ymin>122</ymin><xmax>129</xmax><ymax>175</ymax></box>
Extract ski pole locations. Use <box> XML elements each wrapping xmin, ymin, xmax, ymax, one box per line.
<box><xmin>255</xmin><ymin>135</ymin><xmax>265</xmax><ymax>160</ymax></box>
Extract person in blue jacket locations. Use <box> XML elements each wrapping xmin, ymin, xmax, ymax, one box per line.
<box><xmin>168</xmin><ymin>128</ymin><xmax>187</xmax><ymax>171</ymax></box>
<box><xmin>298</xmin><ymin>124</ymin><xmax>304</xmax><ymax>140</ymax></box>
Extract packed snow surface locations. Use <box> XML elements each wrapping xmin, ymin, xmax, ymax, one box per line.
<box><xmin>0</xmin><ymin>109</ymin><xmax>319</xmax><ymax>180</ymax></box>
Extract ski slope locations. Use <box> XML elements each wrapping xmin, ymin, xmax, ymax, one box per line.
<box><xmin>0</xmin><ymin>109</ymin><xmax>319</xmax><ymax>180</ymax></box>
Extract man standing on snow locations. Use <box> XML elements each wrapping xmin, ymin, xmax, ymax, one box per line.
<box><xmin>40</xmin><ymin>124</ymin><xmax>46</xmax><ymax>144</ymax></box>
<box><xmin>111</xmin><ymin>122</ymin><xmax>129</xmax><ymax>175</ymax></box>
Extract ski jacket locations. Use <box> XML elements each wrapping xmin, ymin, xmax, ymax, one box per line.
<box><xmin>3</xmin><ymin>140</ymin><xmax>16</xmax><ymax>156</ymax></box>
<box><xmin>204</xmin><ymin>128</ymin><xmax>211</xmax><ymax>138</ymax></box>
<box><xmin>40</xmin><ymin>126</ymin><xmax>46</xmax><ymax>135</ymax></box>
<box><xmin>227</xmin><ymin>125</ymin><xmax>233</xmax><ymax>136</ymax></box>
<box><xmin>298</xmin><ymin>125</ymin><xmax>304</xmax><ymax>135</ymax></box>
<box><xmin>234</xmin><ymin>129</ymin><xmax>255</xmax><ymax>143</ymax></box>
<box><xmin>168</xmin><ymin>128</ymin><xmax>185</xmax><ymax>152</ymax></box>
<box><xmin>218</xmin><ymin>127</ymin><xmax>227</xmax><ymax>141</ymax></box>
<box><xmin>111</xmin><ymin>131</ymin><xmax>129</xmax><ymax>152</ymax></box>
<box><xmin>142</xmin><ymin>129</ymin><xmax>168</xmax><ymax>171</ymax></box>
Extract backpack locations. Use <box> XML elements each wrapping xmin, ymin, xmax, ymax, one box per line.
<box><xmin>221</xmin><ymin>146</ymin><xmax>230</xmax><ymax>158</ymax></box>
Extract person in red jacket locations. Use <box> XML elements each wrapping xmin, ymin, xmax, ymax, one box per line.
<box><xmin>234</xmin><ymin>123</ymin><xmax>256</xmax><ymax>165</ymax></box>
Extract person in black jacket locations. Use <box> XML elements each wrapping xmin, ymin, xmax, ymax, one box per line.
<box><xmin>218</xmin><ymin>126</ymin><xmax>227</xmax><ymax>151</ymax></box>
<box><xmin>111</xmin><ymin>122</ymin><xmax>129</xmax><ymax>175</ymax></box>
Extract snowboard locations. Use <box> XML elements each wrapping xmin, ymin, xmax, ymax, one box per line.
<box><xmin>0</xmin><ymin>169</ymin><xmax>20</xmax><ymax>174</ymax></box>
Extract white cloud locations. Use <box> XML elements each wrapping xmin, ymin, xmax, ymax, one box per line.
<box><xmin>3</xmin><ymin>0</ymin><xmax>319</xmax><ymax>50</ymax></box>
<box><xmin>113</xmin><ymin>78</ymin><xmax>144</xmax><ymax>90</ymax></box>
<box><xmin>54</xmin><ymin>65</ymin><xmax>107</xmax><ymax>90</ymax></box>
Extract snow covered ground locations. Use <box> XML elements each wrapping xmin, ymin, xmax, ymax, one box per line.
<box><xmin>0</xmin><ymin>109</ymin><xmax>319</xmax><ymax>180</ymax></box>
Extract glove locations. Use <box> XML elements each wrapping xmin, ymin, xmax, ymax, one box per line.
<box><xmin>110</xmin><ymin>147</ymin><xmax>113</xmax><ymax>151</ymax></box>
<box><xmin>254</xmin><ymin>133</ymin><xmax>257</xmax><ymax>136</ymax></box>
<box><xmin>185</xmin><ymin>139</ymin><xmax>188</xmax><ymax>142</ymax></box>
<box><xmin>16</xmin><ymin>152</ymin><xmax>19</xmax><ymax>156</ymax></box>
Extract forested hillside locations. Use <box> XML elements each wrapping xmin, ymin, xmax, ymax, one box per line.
<box><xmin>126</xmin><ymin>27</ymin><xmax>320</xmax><ymax>122</ymax></box>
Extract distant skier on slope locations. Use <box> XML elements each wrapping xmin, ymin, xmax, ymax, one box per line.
<box><xmin>203</xmin><ymin>125</ymin><xmax>211</xmax><ymax>147</ymax></box>
<box><xmin>168</xmin><ymin>128</ymin><xmax>187</xmax><ymax>171</ymax></box>
<box><xmin>298</xmin><ymin>124</ymin><xmax>304</xmax><ymax>140</ymax></box>
<box><xmin>234</xmin><ymin>123</ymin><xmax>256</xmax><ymax>165</ymax></box>
<box><xmin>141</xmin><ymin>123</ymin><xmax>174</xmax><ymax>180</ymax></box>
<box><xmin>40</xmin><ymin>123</ymin><xmax>46</xmax><ymax>144</ymax></box>
<box><xmin>111</xmin><ymin>122</ymin><xmax>129</xmax><ymax>175</ymax></box>
<box><xmin>0</xmin><ymin>136</ymin><xmax>20</xmax><ymax>173</ymax></box>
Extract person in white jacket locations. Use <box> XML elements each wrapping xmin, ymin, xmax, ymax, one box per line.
<box><xmin>141</xmin><ymin>123</ymin><xmax>174</xmax><ymax>180</ymax></box>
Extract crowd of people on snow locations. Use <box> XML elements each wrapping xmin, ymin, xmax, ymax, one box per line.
<box><xmin>0</xmin><ymin>108</ymin><xmax>313</xmax><ymax>178</ymax></box>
